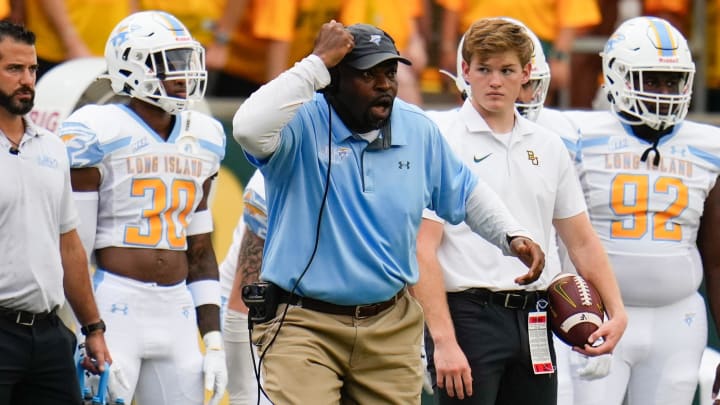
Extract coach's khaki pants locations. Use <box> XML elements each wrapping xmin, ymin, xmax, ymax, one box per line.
<box><xmin>252</xmin><ymin>292</ymin><xmax>424</xmax><ymax>404</ymax></box>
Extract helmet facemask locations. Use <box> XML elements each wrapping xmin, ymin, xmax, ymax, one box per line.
<box><xmin>612</xmin><ymin>65</ymin><xmax>692</xmax><ymax>131</ymax></box>
<box><xmin>139</xmin><ymin>46</ymin><xmax>207</xmax><ymax>113</ymax></box>
<box><xmin>516</xmin><ymin>71</ymin><xmax>550</xmax><ymax>122</ymax></box>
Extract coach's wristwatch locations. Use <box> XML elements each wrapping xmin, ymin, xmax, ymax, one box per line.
<box><xmin>81</xmin><ymin>319</ymin><xmax>106</xmax><ymax>336</ymax></box>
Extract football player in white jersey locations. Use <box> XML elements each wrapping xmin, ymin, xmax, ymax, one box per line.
<box><xmin>561</xmin><ymin>17</ymin><xmax>720</xmax><ymax>405</ymax></box>
<box><xmin>58</xmin><ymin>11</ymin><xmax>228</xmax><ymax>405</ymax></box>
<box><xmin>219</xmin><ymin>170</ymin><xmax>272</xmax><ymax>404</ymax></box>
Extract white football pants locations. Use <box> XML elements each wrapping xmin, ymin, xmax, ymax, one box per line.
<box><xmin>93</xmin><ymin>270</ymin><xmax>204</xmax><ymax>404</ymax></box>
<box><xmin>572</xmin><ymin>292</ymin><xmax>707</xmax><ymax>405</ymax></box>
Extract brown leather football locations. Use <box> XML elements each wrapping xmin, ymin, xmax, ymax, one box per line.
<box><xmin>548</xmin><ymin>273</ymin><xmax>605</xmax><ymax>347</ymax></box>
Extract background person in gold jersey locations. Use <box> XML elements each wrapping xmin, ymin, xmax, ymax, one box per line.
<box><xmin>435</xmin><ymin>0</ymin><xmax>600</xmax><ymax>107</ymax></box>
<box><xmin>24</xmin><ymin>0</ymin><xmax>135</xmax><ymax>78</ymax></box>
<box><xmin>207</xmin><ymin>0</ymin><xmax>343</xmax><ymax>98</ymax></box>
<box><xmin>339</xmin><ymin>0</ymin><xmax>428</xmax><ymax>105</ymax></box>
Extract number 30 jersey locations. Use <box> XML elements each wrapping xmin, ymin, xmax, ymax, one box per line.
<box><xmin>565</xmin><ymin>110</ymin><xmax>720</xmax><ymax>306</ymax></box>
<box><xmin>59</xmin><ymin>104</ymin><xmax>226</xmax><ymax>251</ymax></box>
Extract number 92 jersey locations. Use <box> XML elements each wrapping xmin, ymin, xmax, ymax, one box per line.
<box><xmin>565</xmin><ymin>110</ymin><xmax>720</xmax><ymax>306</ymax></box>
<box><xmin>59</xmin><ymin>104</ymin><xmax>226</xmax><ymax>251</ymax></box>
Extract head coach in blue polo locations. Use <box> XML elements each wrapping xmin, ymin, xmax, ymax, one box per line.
<box><xmin>232</xmin><ymin>20</ymin><xmax>546</xmax><ymax>404</ymax></box>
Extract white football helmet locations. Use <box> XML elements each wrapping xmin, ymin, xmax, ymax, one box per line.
<box><xmin>439</xmin><ymin>34</ymin><xmax>470</xmax><ymax>99</ymax></box>
<box><xmin>439</xmin><ymin>17</ymin><xmax>550</xmax><ymax>122</ymax></box>
<box><xmin>104</xmin><ymin>11</ymin><xmax>207</xmax><ymax>114</ymax></box>
<box><xmin>505</xmin><ymin>18</ymin><xmax>550</xmax><ymax>122</ymax></box>
<box><xmin>601</xmin><ymin>16</ymin><xmax>694</xmax><ymax>130</ymax></box>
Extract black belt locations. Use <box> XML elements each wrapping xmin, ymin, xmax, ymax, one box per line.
<box><xmin>278</xmin><ymin>287</ymin><xmax>406</xmax><ymax>319</ymax></box>
<box><xmin>459</xmin><ymin>288</ymin><xmax>547</xmax><ymax>310</ymax></box>
<box><xmin>0</xmin><ymin>307</ymin><xmax>57</xmax><ymax>326</ymax></box>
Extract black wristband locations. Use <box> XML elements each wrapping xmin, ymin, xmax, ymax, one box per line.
<box><xmin>81</xmin><ymin>319</ymin><xmax>106</xmax><ymax>336</ymax></box>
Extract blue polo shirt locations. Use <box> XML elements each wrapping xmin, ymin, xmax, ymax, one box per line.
<box><xmin>248</xmin><ymin>94</ymin><xmax>477</xmax><ymax>305</ymax></box>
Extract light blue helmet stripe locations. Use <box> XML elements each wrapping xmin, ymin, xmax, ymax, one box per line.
<box><xmin>650</xmin><ymin>18</ymin><xmax>675</xmax><ymax>57</ymax></box>
<box><xmin>156</xmin><ymin>11</ymin><xmax>186</xmax><ymax>36</ymax></box>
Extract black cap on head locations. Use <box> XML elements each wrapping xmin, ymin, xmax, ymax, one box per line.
<box><xmin>343</xmin><ymin>24</ymin><xmax>412</xmax><ymax>70</ymax></box>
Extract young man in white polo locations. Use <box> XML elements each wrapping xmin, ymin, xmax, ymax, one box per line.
<box><xmin>413</xmin><ymin>17</ymin><xmax>627</xmax><ymax>405</ymax></box>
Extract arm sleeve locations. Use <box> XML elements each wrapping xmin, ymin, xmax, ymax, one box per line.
<box><xmin>232</xmin><ymin>54</ymin><xmax>331</xmax><ymax>159</ymax></box>
<box><xmin>464</xmin><ymin>180</ymin><xmax>534</xmax><ymax>256</ymax></box>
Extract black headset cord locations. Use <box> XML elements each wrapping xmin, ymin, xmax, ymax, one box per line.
<box><xmin>251</xmin><ymin>98</ymin><xmax>334</xmax><ymax>405</ymax></box>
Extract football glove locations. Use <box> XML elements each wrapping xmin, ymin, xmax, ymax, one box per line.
<box><xmin>203</xmin><ymin>331</ymin><xmax>228</xmax><ymax>405</ymax></box>
<box><xmin>420</xmin><ymin>338</ymin><xmax>433</xmax><ymax>394</ymax></box>
<box><xmin>571</xmin><ymin>351</ymin><xmax>612</xmax><ymax>380</ymax></box>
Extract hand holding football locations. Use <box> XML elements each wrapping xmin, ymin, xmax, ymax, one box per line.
<box><xmin>548</xmin><ymin>273</ymin><xmax>604</xmax><ymax>347</ymax></box>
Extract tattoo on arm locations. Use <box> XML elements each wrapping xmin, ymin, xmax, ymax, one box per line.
<box><xmin>237</xmin><ymin>226</ymin><xmax>265</xmax><ymax>287</ymax></box>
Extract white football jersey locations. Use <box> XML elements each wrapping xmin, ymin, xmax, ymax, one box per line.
<box><xmin>536</xmin><ymin>108</ymin><xmax>580</xmax><ymax>160</ymax></box>
<box><xmin>565</xmin><ymin>110</ymin><xmax>720</xmax><ymax>306</ymax></box>
<box><xmin>60</xmin><ymin>104</ymin><xmax>226</xmax><ymax>251</ymax></box>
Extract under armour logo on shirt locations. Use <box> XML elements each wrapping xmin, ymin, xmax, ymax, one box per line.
<box><xmin>110</xmin><ymin>303</ymin><xmax>129</xmax><ymax>315</ymax></box>
<box><xmin>398</xmin><ymin>161</ymin><xmax>410</xmax><ymax>169</ymax></box>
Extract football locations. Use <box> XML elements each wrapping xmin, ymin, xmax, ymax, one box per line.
<box><xmin>547</xmin><ymin>273</ymin><xmax>605</xmax><ymax>347</ymax></box>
